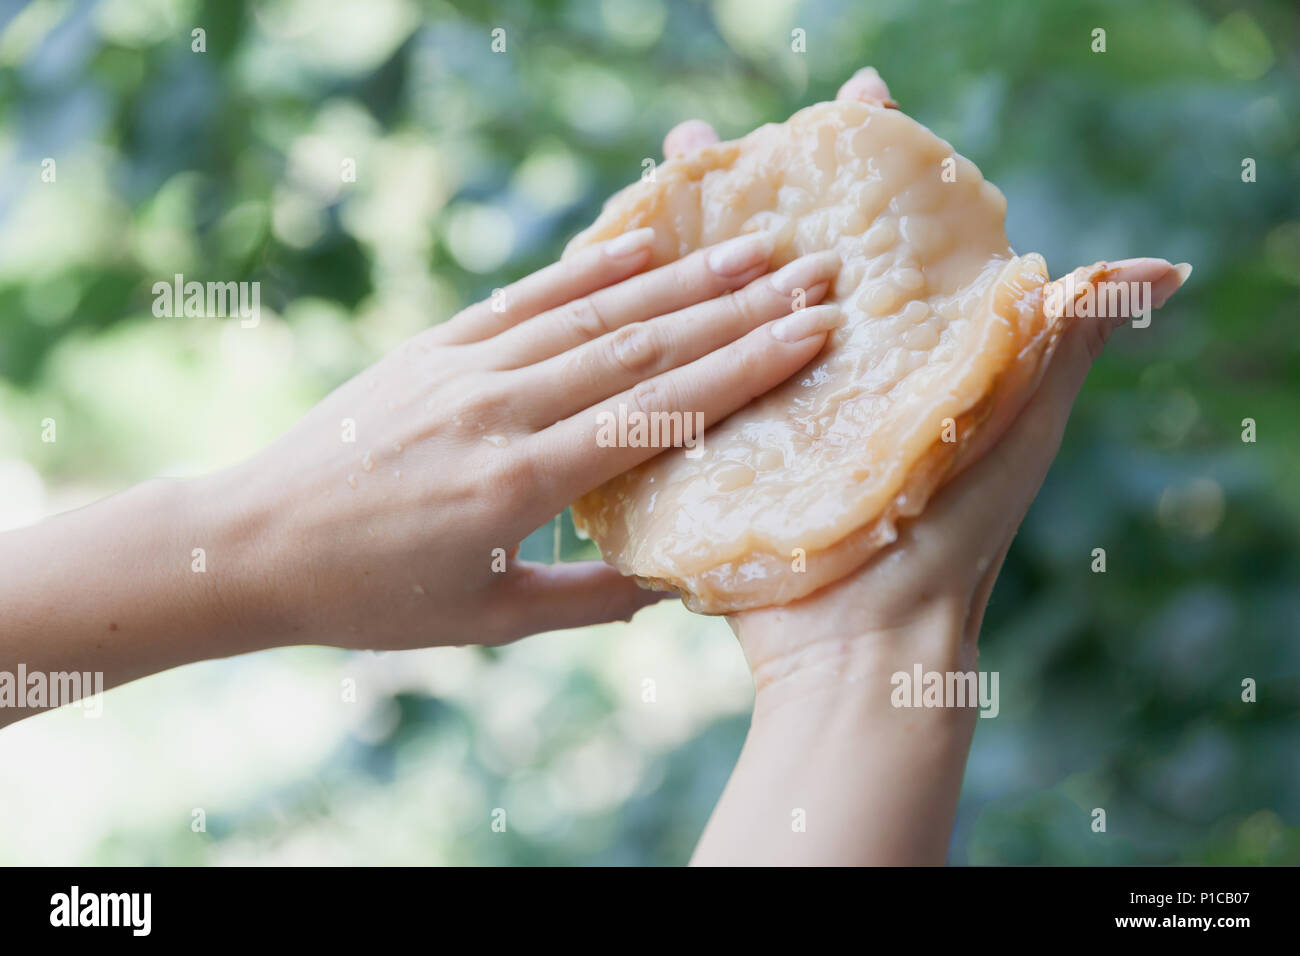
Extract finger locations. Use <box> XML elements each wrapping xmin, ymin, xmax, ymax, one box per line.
<box><xmin>1045</xmin><ymin>257</ymin><xmax>1190</xmax><ymax>345</ymax></box>
<box><xmin>932</xmin><ymin>257</ymin><xmax>1191</xmax><ymax>550</ymax></box>
<box><xmin>663</xmin><ymin>119</ymin><xmax>720</xmax><ymax>159</ymax></box>
<box><xmin>495</xmin><ymin>561</ymin><xmax>672</xmax><ymax>639</ymax></box>
<box><xmin>529</xmin><ymin>304</ymin><xmax>842</xmax><ymax>506</ymax></box>
<box><xmin>836</xmin><ymin>66</ymin><xmax>898</xmax><ymax>108</ymax></box>
<box><xmin>1028</xmin><ymin>258</ymin><xmax>1190</xmax><ymax>428</ymax></box>
<box><xmin>514</xmin><ymin>251</ymin><xmax>841</xmax><ymax>426</ymax></box>
<box><xmin>429</xmin><ymin>228</ymin><xmax>657</xmax><ymax>346</ymax></box>
<box><xmin>490</xmin><ymin>232</ymin><xmax>777</xmax><ymax>368</ymax></box>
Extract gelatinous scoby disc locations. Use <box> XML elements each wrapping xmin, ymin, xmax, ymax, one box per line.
<box><xmin>565</xmin><ymin>99</ymin><xmax>1082</xmax><ymax>614</ymax></box>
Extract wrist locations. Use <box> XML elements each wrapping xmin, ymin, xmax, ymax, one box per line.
<box><xmin>181</xmin><ymin>463</ymin><xmax>292</xmax><ymax>656</ymax></box>
<box><xmin>700</xmin><ymin>602</ymin><xmax>981</xmax><ymax>866</ymax></box>
<box><xmin>732</xmin><ymin>599</ymin><xmax>979</xmax><ymax>721</ymax></box>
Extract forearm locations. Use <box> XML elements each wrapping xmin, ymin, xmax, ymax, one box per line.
<box><xmin>0</xmin><ymin>472</ymin><xmax>271</xmax><ymax>726</ymax></box>
<box><xmin>693</xmin><ymin>611</ymin><xmax>979</xmax><ymax>865</ymax></box>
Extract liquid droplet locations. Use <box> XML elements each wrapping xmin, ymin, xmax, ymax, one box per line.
<box><xmin>484</xmin><ymin>434</ymin><xmax>510</xmax><ymax>448</ymax></box>
<box><xmin>394</xmin><ymin>469</ymin><xmax>402</xmax><ymax>479</ymax></box>
<box><xmin>412</xmin><ymin>584</ymin><xmax>425</xmax><ymax>595</ymax></box>
<box><xmin>361</xmin><ymin>452</ymin><xmax>375</xmax><ymax>472</ymax></box>
<box><xmin>393</xmin><ymin>441</ymin><xmax>404</xmax><ymax>453</ymax></box>
<box><xmin>346</xmin><ymin>474</ymin><xmax>358</xmax><ymax>489</ymax></box>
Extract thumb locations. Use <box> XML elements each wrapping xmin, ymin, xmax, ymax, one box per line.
<box><xmin>497</xmin><ymin>560</ymin><xmax>673</xmax><ymax>639</ymax></box>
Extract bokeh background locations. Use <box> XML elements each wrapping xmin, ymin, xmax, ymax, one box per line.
<box><xmin>1</xmin><ymin>0</ymin><xmax>1297</xmax><ymax>864</ymax></box>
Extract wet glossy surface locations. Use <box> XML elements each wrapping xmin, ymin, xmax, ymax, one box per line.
<box><xmin>566</xmin><ymin>100</ymin><xmax>1063</xmax><ymax>613</ymax></box>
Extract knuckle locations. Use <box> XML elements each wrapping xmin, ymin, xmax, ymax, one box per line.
<box><xmin>481</xmin><ymin>450</ymin><xmax>536</xmax><ymax>511</ymax></box>
<box><xmin>404</xmin><ymin>326</ymin><xmax>468</xmax><ymax>362</ymax></box>
<box><xmin>735</xmin><ymin>328</ymin><xmax>768</xmax><ymax>368</ymax></box>
<box><xmin>630</xmin><ymin>376</ymin><xmax>674</xmax><ymax>417</ymax></box>
<box><xmin>731</xmin><ymin>336</ymin><xmax>771</xmax><ymax>397</ymax></box>
<box><xmin>680</xmin><ymin>263</ymin><xmax>711</xmax><ymax>299</ymax></box>
<box><xmin>452</xmin><ymin>374</ymin><xmax>517</xmax><ymax>429</ymax></box>
<box><xmin>441</xmin><ymin>400</ymin><xmax>480</xmax><ymax>440</ymax></box>
<box><xmin>659</xmin><ymin>261</ymin><xmax>698</xmax><ymax>301</ymax></box>
<box><xmin>608</xmin><ymin>321</ymin><xmax>661</xmax><ymax>375</ymax></box>
<box><xmin>473</xmin><ymin>388</ymin><xmax>514</xmax><ymax>425</ymax></box>
<box><xmin>406</xmin><ymin>327</ymin><xmax>442</xmax><ymax>353</ymax></box>
<box><xmin>406</xmin><ymin>326</ymin><xmax>444</xmax><ymax>354</ymax></box>
<box><xmin>725</xmin><ymin>288</ymin><xmax>761</xmax><ymax>327</ymax></box>
<box><xmin>561</xmin><ymin>296</ymin><xmax>608</xmax><ymax>341</ymax></box>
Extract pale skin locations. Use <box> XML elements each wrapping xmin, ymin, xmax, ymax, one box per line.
<box><xmin>1</xmin><ymin>226</ymin><xmax>842</xmax><ymax>720</ymax></box>
<box><xmin>0</xmin><ymin>67</ymin><xmax>1186</xmax><ymax>866</ymax></box>
<box><xmin>680</xmin><ymin>68</ymin><xmax>1188</xmax><ymax>865</ymax></box>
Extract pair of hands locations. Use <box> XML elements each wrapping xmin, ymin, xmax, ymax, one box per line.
<box><xmin>215</xmin><ymin>68</ymin><xmax>1185</xmax><ymax>706</ymax></box>
<box><xmin>2</xmin><ymin>66</ymin><xmax>1185</xmax><ymax>857</ymax></box>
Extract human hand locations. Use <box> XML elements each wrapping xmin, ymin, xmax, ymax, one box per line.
<box><xmin>678</xmin><ymin>68</ymin><xmax>1188</xmax><ymax>865</ymax></box>
<box><xmin>210</xmin><ymin>228</ymin><xmax>843</xmax><ymax>652</ymax></box>
<box><xmin>664</xmin><ymin>67</ymin><xmax>1188</xmax><ymax>694</ymax></box>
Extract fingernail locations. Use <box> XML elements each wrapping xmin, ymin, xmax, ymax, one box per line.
<box><xmin>838</xmin><ymin>67</ymin><xmax>897</xmax><ymax>108</ymax></box>
<box><xmin>707</xmin><ymin>233</ymin><xmax>774</xmax><ymax>276</ymax></box>
<box><xmin>1151</xmin><ymin>261</ymin><xmax>1193</xmax><ymax>309</ymax></box>
<box><xmin>605</xmin><ymin>227</ymin><xmax>655</xmax><ymax>259</ymax></box>
<box><xmin>770</xmin><ymin>304</ymin><xmax>842</xmax><ymax>343</ymax></box>
<box><xmin>802</xmin><ymin>281</ymin><xmax>829</xmax><ymax>305</ymax></box>
<box><xmin>769</xmin><ymin>251</ymin><xmax>841</xmax><ymax>296</ymax></box>
<box><xmin>665</xmin><ymin>119</ymin><xmax>719</xmax><ymax>157</ymax></box>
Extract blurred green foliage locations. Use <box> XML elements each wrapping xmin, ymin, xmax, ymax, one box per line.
<box><xmin>0</xmin><ymin>0</ymin><xmax>1297</xmax><ymax>864</ymax></box>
